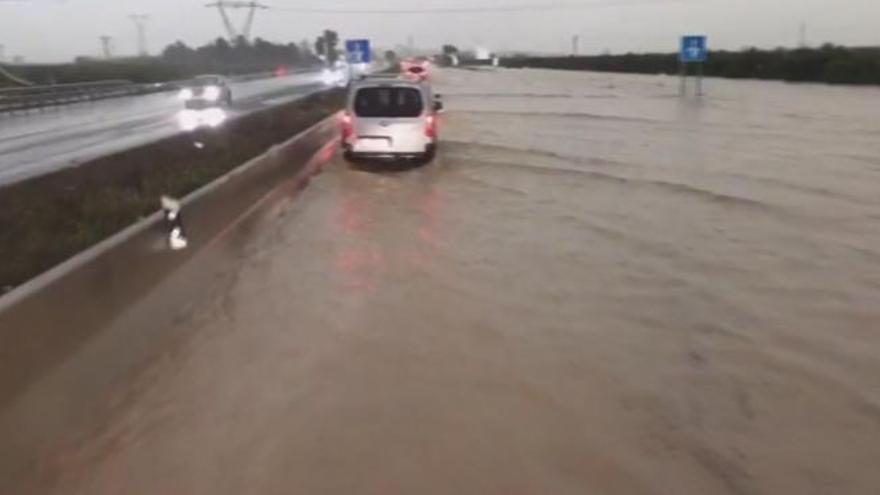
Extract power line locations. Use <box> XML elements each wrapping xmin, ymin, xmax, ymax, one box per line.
<box><xmin>99</xmin><ymin>35</ymin><xmax>113</xmax><ymax>59</ymax></box>
<box><xmin>268</xmin><ymin>0</ymin><xmax>692</xmax><ymax>15</ymax></box>
<box><xmin>206</xmin><ymin>1</ymin><xmax>270</xmax><ymax>42</ymax></box>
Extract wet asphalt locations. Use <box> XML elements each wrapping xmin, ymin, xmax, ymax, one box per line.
<box><xmin>0</xmin><ymin>71</ymin><xmax>325</xmax><ymax>185</ymax></box>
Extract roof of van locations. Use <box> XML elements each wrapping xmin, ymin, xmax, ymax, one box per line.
<box><xmin>351</xmin><ymin>77</ymin><xmax>427</xmax><ymax>89</ymax></box>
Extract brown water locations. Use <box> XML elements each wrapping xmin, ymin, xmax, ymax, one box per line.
<box><xmin>13</xmin><ymin>68</ymin><xmax>880</xmax><ymax>494</ymax></box>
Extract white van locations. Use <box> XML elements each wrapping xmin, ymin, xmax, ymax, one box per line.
<box><xmin>342</xmin><ymin>78</ymin><xmax>442</xmax><ymax>163</ymax></box>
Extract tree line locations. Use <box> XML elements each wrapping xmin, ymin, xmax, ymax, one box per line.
<box><xmin>6</xmin><ymin>33</ymin><xmax>339</xmax><ymax>85</ymax></box>
<box><xmin>161</xmin><ymin>36</ymin><xmax>320</xmax><ymax>73</ymax></box>
<box><xmin>502</xmin><ymin>44</ymin><xmax>880</xmax><ymax>85</ymax></box>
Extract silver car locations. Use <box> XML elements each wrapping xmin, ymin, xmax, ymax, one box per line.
<box><xmin>179</xmin><ymin>74</ymin><xmax>233</xmax><ymax>107</ymax></box>
<box><xmin>342</xmin><ymin>78</ymin><xmax>442</xmax><ymax>163</ymax></box>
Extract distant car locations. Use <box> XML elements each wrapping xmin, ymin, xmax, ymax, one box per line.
<box><xmin>403</xmin><ymin>65</ymin><xmax>429</xmax><ymax>82</ymax></box>
<box><xmin>321</xmin><ymin>67</ymin><xmax>348</xmax><ymax>87</ymax></box>
<box><xmin>400</xmin><ymin>59</ymin><xmax>430</xmax><ymax>81</ymax></box>
<box><xmin>342</xmin><ymin>78</ymin><xmax>443</xmax><ymax>163</ymax></box>
<box><xmin>179</xmin><ymin>74</ymin><xmax>232</xmax><ymax>107</ymax></box>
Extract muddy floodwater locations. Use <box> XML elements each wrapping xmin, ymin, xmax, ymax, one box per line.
<box><xmin>7</xmin><ymin>68</ymin><xmax>880</xmax><ymax>494</ymax></box>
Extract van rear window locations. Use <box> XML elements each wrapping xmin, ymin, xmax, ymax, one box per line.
<box><xmin>354</xmin><ymin>87</ymin><xmax>424</xmax><ymax>118</ymax></box>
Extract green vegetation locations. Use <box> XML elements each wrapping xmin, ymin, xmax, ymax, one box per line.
<box><xmin>6</xmin><ymin>36</ymin><xmax>325</xmax><ymax>85</ymax></box>
<box><xmin>503</xmin><ymin>44</ymin><xmax>880</xmax><ymax>85</ymax></box>
<box><xmin>10</xmin><ymin>59</ymin><xmax>193</xmax><ymax>85</ymax></box>
<box><xmin>314</xmin><ymin>30</ymin><xmax>341</xmax><ymax>64</ymax></box>
<box><xmin>0</xmin><ymin>89</ymin><xmax>345</xmax><ymax>291</ymax></box>
<box><xmin>162</xmin><ymin>36</ymin><xmax>319</xmax><ymax>74</ymax></box>
<box><xmin>442</xmin><ymin>45</ymin><xmax>460</xmax><ymax>56</ymax></box>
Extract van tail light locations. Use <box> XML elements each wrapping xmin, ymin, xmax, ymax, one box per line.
<box><xmin>425</xmin><ymin>114</ymin><xmax>437</xmax><ymax>138</ymax></box>
<box><xmin>341</xmin><ymin>112</ymin><xmax>354</xmax><ymax>139</ymax></box>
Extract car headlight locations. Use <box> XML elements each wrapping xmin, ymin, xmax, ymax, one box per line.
<box><xmin>203</xmin><ymin>86</ymin><xmax>222</xmax><ymax>101</ymax></box>
<box><xmin>321</xmin><ymin>69</ymin><xmax>334</xmax><ymax>85</ymax></box>
<box><xmin>177</xmin><ymin>110</ymin><xmax>199</xmax><ymax>131</ymax></box>
<box><xmin>178</xmin><ymin>88</ymin><xmax>194</xmax><ymax>100</ymax></box>
<box><xmin>204</xmin><ymin>108</ymin><xmax>227</xmax><ymax>128</ymax></box>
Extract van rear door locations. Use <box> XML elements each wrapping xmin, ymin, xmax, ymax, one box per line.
<box><xmin>352</xmin><ymin>86</ymin><xmax>426</xmax><ymax>153</ymax></box>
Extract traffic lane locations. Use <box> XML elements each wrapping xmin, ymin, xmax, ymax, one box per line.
<box><xmin>0</xmin><ymin>71</ymin><xmax>324</xmax><ymax>185</ymax></box>
<box><xmin>0</xmin><ymin>71</ymin><xmax>321</xmax><ymax>145</ymax></box>
<box><xmin>35</xmin><ymin>143</ymin><xmax>880</xmax><ymax>494</ymax></box>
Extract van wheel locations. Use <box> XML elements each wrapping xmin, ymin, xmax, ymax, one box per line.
<box><xmin>419</xmin><ymin>144</ymin><xmax>437</xmax><ymax>164</ymax></box>
<box><xmin>343</xmin><ymin>150</ymin><xmax>358</xmax><ymax>163</ymax></box>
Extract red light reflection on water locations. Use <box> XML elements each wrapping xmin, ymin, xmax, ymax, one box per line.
<box><xmin>334</xmin><ymin>244</ymin><xmax>385</xmax><ymax>294</ymax></box>
<box><xmin>319</xmin><ymin>144</ymin><xmax>336</xmax><ymax>163</ymax></box>
<box><xmin>330</xmin><ymin>177</ymin><xmax>447</xmax><ymax>297</ymax></box>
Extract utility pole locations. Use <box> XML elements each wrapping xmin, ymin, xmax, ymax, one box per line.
<box><xmin>209</xmin><ymin>2</ymin><xmax>237</xmax><ymax>40</ymax></box>
<box><xmin>242</xmin><ymin>3</ymin><xmax>260</xmax><ymax>41</ymax></box>
<box><xmin>0</xmin><ymin>44</ymin><xmax>5</xmax><ymax>63</ymax></box>
<box><xmin>99</xmin><ymin>36</ymin><xmax>113</xmax><ymax>59</ymax></box>
<box><xmin>572</xmin><ymin>35</ymin><xmax>580</xmax><ymax>56</ymax></box>
<box><xmin>407</xmin><ymin>35</ymin><xmax>414</xmax><ymax>55</ymax></box>
<box><xmin>799</xmin><ymin>22</ymin><xmax>807</xmax><ymax>48</ymax></box>
<box><xmin>129</xmin><ymin>14</ymin><xmax>149</xmax><ymax>56</ymax></box>
<box><xmin>205</xmin><ymin>1</ymin><xmax>269</xmax><ymax>42</ymax></box>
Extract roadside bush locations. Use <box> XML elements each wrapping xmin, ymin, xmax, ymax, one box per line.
<box><xmin>502</xmin><ymin>45</ymin><xmax>880</xmax><ymax>86</ymax></box>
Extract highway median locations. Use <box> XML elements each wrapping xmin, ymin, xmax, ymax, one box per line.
<box><xmin>0</xmin><ymin>87</ymin><xmax>345</xmax><ymax>292</ymax></box>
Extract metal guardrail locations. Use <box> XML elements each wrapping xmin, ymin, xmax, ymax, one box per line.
<box><xmin>0</xmin><ymin>64</ymin><xmax>35</xmax><ymax>87</ymax></box>
<box><xmin>0</xmin><ymin>79</ymin><xmax>178</xmax><ymax>114</ymax></box>
<box><xmin>0</xmin><ymin>67</ymin><xmax>323</xmax><ymax>115</ymax></box>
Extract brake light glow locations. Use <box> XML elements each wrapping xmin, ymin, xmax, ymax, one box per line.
<box><xmin>425</xmin><ymin>114</ymin><xmax>437</xmax><ymax>138</ymax></box>
<box><xmin>341</xmin><ymin>112</ymin><xmax>354</xmax><ymax>139</ymax></box>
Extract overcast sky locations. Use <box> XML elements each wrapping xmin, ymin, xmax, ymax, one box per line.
<box><xmin>1</xmin><ymin>0</ymin><xmax>878</xmax><ymax>62</ymax></box>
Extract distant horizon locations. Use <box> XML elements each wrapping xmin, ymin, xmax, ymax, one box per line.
<box><xmin>5</xmin><ymin>40</ymin><xmax>880</xmax><ymax>66</ymax></box>
<box><xmin>2</xmin><ymin>0</ymin><xmax>878</xmax><ymax>64</ymax></box>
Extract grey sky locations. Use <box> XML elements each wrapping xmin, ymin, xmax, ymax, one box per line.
<box><xmin>1</xmin><ymin>0</ymin><xmax>878</xmax><ymax>62</ymax></box>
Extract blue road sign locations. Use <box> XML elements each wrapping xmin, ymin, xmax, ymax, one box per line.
<box><xmin>680</xmin><ymin>35</ymin><xmax>708</xmax><ymax>63</ymax></box>
<box><xmin>345</xmin><ymin>39</ymin><xmax>371</xmax><ymax>64</ymax></box>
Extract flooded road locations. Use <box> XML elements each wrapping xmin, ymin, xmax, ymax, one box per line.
<box><xmin>10</xmin><ymin>68</ymin><xmax>880</xmax><ymax>494</ymax></box>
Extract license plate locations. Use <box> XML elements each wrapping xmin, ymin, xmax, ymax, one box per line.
<box><xmin>357</xmin><ymin>137</ymin><xmax>392</xmax><ymax>151</ymax></box>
